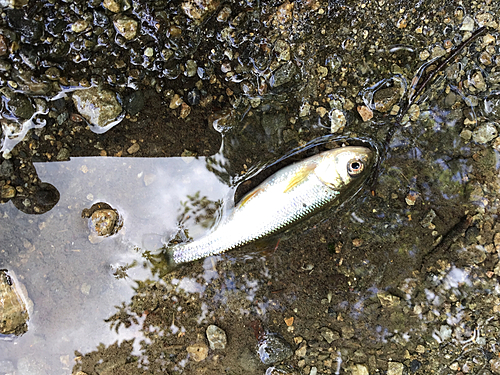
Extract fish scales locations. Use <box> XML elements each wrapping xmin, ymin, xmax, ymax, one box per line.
<box><xmin>168</xmin><ymin>146</ymin><xmax>374</xmax><ymax>265</ymax></box>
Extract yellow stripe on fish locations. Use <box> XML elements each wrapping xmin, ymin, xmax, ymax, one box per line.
<box><xmin>167</xmin><ymin>145</ymin><xmax>375</xmax><ymax>265</ymax></box>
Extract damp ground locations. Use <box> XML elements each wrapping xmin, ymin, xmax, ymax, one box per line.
<box><xmin>1</xmin><ymin>0</ymin><xmax>500</xmax><ymax>375</ymax></box>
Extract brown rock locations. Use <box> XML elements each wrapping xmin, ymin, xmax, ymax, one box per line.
<box><xmin>357</xmin><ymin>106</ymin><xmax>373</xmax><ymax>122</ymax></box>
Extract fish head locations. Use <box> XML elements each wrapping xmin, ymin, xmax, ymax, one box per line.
<box><xmin>314</xmin><ymin>146</ymin><xmax>375</xmax><ymax>189</ymax></box>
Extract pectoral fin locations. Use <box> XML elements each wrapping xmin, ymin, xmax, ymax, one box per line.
<box><xmin>283</xmin><ymin>163</ymin><xmax>316</xmax><ymax>193</ymax></box>
<box><xmin>238</xmin><ymin>186</ymin><xmax>264</xmax><ymax>208</ymax></box>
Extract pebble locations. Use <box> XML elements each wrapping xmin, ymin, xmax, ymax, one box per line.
<box><xmin>275</xmin><ymin>40</ymin><xmax>291</xmax><ymax>61</ymax></box>
<box><xmin>472</xmin><ymin>123</ymin><xmax>498</xmax><ymax>144</ymax></box>
<box><xmin>357</xmin><ymin>105</ymin><xmax>373</xmax><ymax>121</ymax></box>
<box><xmin>341</xmin><ymin>325</ymin><xmax>354</xmax><ymax>339</ymax></box>
<box><xmin>460</xmin><ymin>129</ymin><xmax>472</xmax><ymax>141</ymax></box>
<box><xmin>182</xmin><ymin>0</ymin><xmax>220</xmax><ymax>22</ymax></box>
<box><xmin>257</xmin><ymin>333</ymin><xmax>293</xmax><ymax>365</ymax></box>
<box><xmin>387</xmin><ymin>361</ymin><xmax>404</xmax><ymax>375</ymax></box>
<box><xmin>480</xmin><ymin>51</ymin><xmax>492</xmax><ymax>65</ymax></box>
<box><xmin>179</xmin><ymin>102</ymin><xmax>191</xmax><ymax>119</ymax></box>
<box><xmin>299</xmin><ymin>102</ymin><xmax>310</xmax><ymax>117</ymax></box>
<box><xmin>373</xmin><ymin>87</ymin><xmax>401</xmax><ymax>112</ymax></box>
<box><xmin>271</xmin><ymin>61</ymin><xmax>298</xmax><ymax>87</ymax></box>
<box><xmin>460</xmin><ymin>16</ymin><xmax>474</xmax><ymax>31</ymax></box>
<box><xmin>470</xmin><ymin>71</ymin><xmax>487</xmax><ymax>91</ymax></box>
<box><xmin>56</xmin><ymin>147</ymin><xmax>70</xmax><ymax>161</ymax></box>
<box><xmin>206</xmin><ymin>325</ymin><xmax>227</xmax><ymax>350</ymax></box>
<box><xmin>329</xmin><ymin>109</ymin><xmax>346</xmax><ymax>133</ymax></box>
<box><xmin>349</xmin><ymin>364</ymin><xmax>369</xmax><ymax>375</ymax></box>
<box><xmin>127</xmin><ymin>143</ymin><xmax>140</xmax><ymax>154</ymax></box>
<box><xmin>103</xmin><ymin>0</ymin><xmax>122</xmax><ymax>13</ymax></box>
<box><xmin>490</xmin><ymin>358</ymin><xmax>500</xmax><ymax>374</ymax></box>
<box><xmin>377</xmin><ymin>291</ymin><xmax>401</xmax><ymax>307</ymax></box>
<box><xmin>72</xmin><ymin>87</ymin><xmax>122</xmax><ymax>130</ymax></box>
<box><xmin>0</xmin><ymin>184</ymin><xmax>16</xmax><ymax>199</ymax></box>
<box><xmin>186</xmin><ymin>342</ymin><xmax>209</xmax><ymax>362</ymax></box>
<box><xmin>295</xmin><ymin>344</ymin><xmax>307</xmax><ymax>357</ymax></box>
<box><xmin>419</xmin><ymin>50</ymin><xmax>430</xmax><ymax>61</ymax></box>
<box><xmin>7</xmin><ymin>95</ymin><xmax>35</xmax><ymax>119</ymax></box>
<box><xmin>319</xmin><ymin>327</ymin><xmax>339</xmax><ymax>343</ymax></box>
<box><xmin>71</xmin><ymin>20</ymin><xmax>89</xmax><ymax>33</ymax></box>
<box><xmin>113</xmin><ymin>15</ymin><xmax>138</xmax><ymax>40</ymax></box>
<box><xmin>169</xmin><ymin>94</ymin><xmax>183</xmax><ymax>109</ymax></box>
<box><xmin>431</xmin><ymin>45</ymin><xmax>446</xmax><ymax>59</ymax></box>
<box><xmin>265</xmin><ymin>364</ymin><xmax>301</xmax><ymax>375</ymax></box>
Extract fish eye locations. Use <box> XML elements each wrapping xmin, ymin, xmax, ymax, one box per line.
<box><xmin>347</xmin><ymin>159</ymin><xmax>364</xmax><ymax>176</ymax></box>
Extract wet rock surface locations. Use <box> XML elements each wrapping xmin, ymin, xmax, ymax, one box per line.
<box><xmin>0</xmin><ymin>270</ymin><xmax>31</xmax><ymax>338</ymax></box>
<box><xmin>82</xmin><ymin>202</ymin><xmax>122</xmax><ymax>243</ymax></box>
<box><xmin>0</xmin><ymin>0</ymin><xmax>500</xmax><ymax>374</ymax></box>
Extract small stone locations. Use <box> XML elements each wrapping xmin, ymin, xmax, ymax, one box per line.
<box><xmin>479</xmin><ymin>52</ymin><xmax>492</xmax><ymax>66</ymax></box>
<box><xmin>169</xmin><ymin>94</ymin><xmax>183</xmax><ymax>109</ymax></box>
<box><xmin>470</xmin><ymin>71</ymin><xmax>487</xmax><ymax>91</ymax></box>
<box><xmin>373</xmin><ymin>87</ymin><xmax>401</xmax><ymax>112</ymax></box>
<box><xmin>80</xmin><ymin>283</ymin><xmax>91</xmax><ymax>295</ymax></box>
<box><xmin>316</xmin><ymin>66</ymin><xmax>328</xmax><ymax>78</ymax></box>
<box><xmin>71</xmin><ymin>20</ymin><xmax>88</xmax><ymax>33</ymax></box>
<box><xmin>217</xmin><ymin>5</ymin><xmax>231</xmax><ymax>21</ymax></box>
<box><xmin>341</xmin><ymin>325</ymin><xmax>354</xmax><ymax>339</ymax></box>
<box><xmin>72</xmin><ymin>87</ymin><xmax>122</xmax><ymax>131</ymax></box>
<box><xmin>472</xmin><ymin>123</ymin><xmax>498</xmax><ymax>144</ymax></box>
<box><xmin>127</xmin><ymin>143</ymin><xmax>140</xmax><ymax>154</ymax></box>
<box><xmin>476</xmin><ymin>13</ymin><xmax>497</xmax><ymax>28</ymax></box>
<box><xmin>377</xmin><ymin>291</ymin><xmax>401</xmax><ymax>307</ymax></box>
<box><xmin>206</xmin><ymin>325</ymin><xmax>227</xmax><ymax>350</ymax></box>
<box><xmin>408</xmin><ymin>104</ymin><xmax>420</xmax><ymax>121</ymax></box>
<box><xmin>185</xmin><ymin>60</ymin><xmax>197</xmax><ymax>77</ymax></box>
<box><xmin>419</xmin><ymin>50</ymin><xmax>430</xmax><ymax>61</ymax></box>
<box><xmin>113</xmin><ymin>15</ymin><xmax>138</xmax><ymax>40</ymax></box>
<box><xmin>460</xmin><ymin>16</ymin><xmax>474</xmax><ymax>31</ymax></box>
<box><xmin>7</xmin><ymin>95</ymin><xmax>35</xmax><ymax>119</ymax></box>
<box><xmin>491</xmin><ymin>358</ymin><xmax>500</xmax><ymax>374</ymax></box>
<box><xmin>90</xmin><ymin>209</ymin><xmax>118</xmax><ymax>236</ymax></box>
<box><xmin>329</xmin><ymin>109</ymin><xmax>346</xmax><ymax>132</ymax></box>
<box><xmin>144</xmin><ymin>47</ymin><xmax>154</xmax><ymax>57</ymax></box>
<box><xmin>387</xmin><ymin>361</ymin><xmax>404</xmax><ymax>375</ymax></box>
<box><xmin>103</xmin><ymin>0</ymin><xmax>122</xmax><ymax>12</ymax></box>
<box><xmin>275</xmin><ymin>40</ymin><xmax>291</xmax><ymax>61</ymax></box>
<box><xmin>357</xmin><ymin>106</ymin><xmax>373</xmax><ymax>121</ymax></box>
<box><xmin>420</xmin><ymin>209</ymin><xmax>436</xmax><ymax>229</ymax></box>
<box><xmin>431</xmin><ymin>45</ymin><xmax>446</xmax><ymax>59</ymax></box>
<box><xmin>182</xmin><ymin>0</ymin><xmax>220</xmax><ymax>22</ymax></box>
<box><xmin>416</xmin><ymin>344</ymin><xmax>425</xmax><ymax>353</ymax></box>
<box><xmin>186</xmin><ymin>342</ymin><xmax>209</xmax><ymax>362</ymax></box>
<box><xmin>0</xmin><ymin>35</ymin><xmax>7</xmax><ymax>56</ymax></box>
<box><xmin>460</xmin><ymin>129</ymin><xmax>472</xmax><ymax>141</ymax></box>
<box><xmin>0</xmin><ymin>185</ymin><xmax>16</xmax><ymax>199</ymax></box>
<box><xmin>349</xmin><ymin>364</ymin><xmax>369</xmax><ymax>375</ymax></box>
<box><xmin>295</xmin><ymin>344</ymin><xmax>307</xmax><ymax>357</ymax></box>
<box><xmin>319</xmin><ymin>327</ymin><xmax>339</xmax><ymax>343</ymax></box>
<box><xmin>258</xmin><ymin>333</ymin><xmax>293</xmax><ymax>365</ymax></box>
<box><xmin>271</xmin><ymin>61</ymin><xmax>298</xmax><ymax>87</ymax></box>
<box><xmin>56</xmin><ymin>147</ymin><xmax>70</xmax><ymax>161</ymax></box>
<box><xmin>299</xmin><ymin>102</ymin><xmax>310</xmax><ymax>117</ymax></box>
<box><xmin>179</xmin><ymin>102</ymin><xmax>191</xmax><ymax>119</ymax></box>
<box><xmin>483</xmin><ymin>34</ymin><xmax>496</xmax><ymax>45</ymax></box>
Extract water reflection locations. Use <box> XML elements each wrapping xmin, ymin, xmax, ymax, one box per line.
<box><xmin>0</xmin><ymin>155</ymin><xmax>232</xmax><ymax>374</ymax></box>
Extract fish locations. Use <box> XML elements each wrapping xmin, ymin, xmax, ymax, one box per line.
<box><xmin>166</xmin><ymin>145</ymin><xmax>375</xmax><ymax>266</ymax></box>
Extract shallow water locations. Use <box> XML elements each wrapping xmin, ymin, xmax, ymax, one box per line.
<box><xmin>1</xmin><ymin>0</ymin><xmax>500</xmax><ymax>374</ymax></box>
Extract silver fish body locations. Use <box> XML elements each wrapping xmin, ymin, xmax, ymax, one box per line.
<box><xmin>167</xmin><ymin>146</ymin><xmax>375</xmax><ymax>265</ymax></box>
